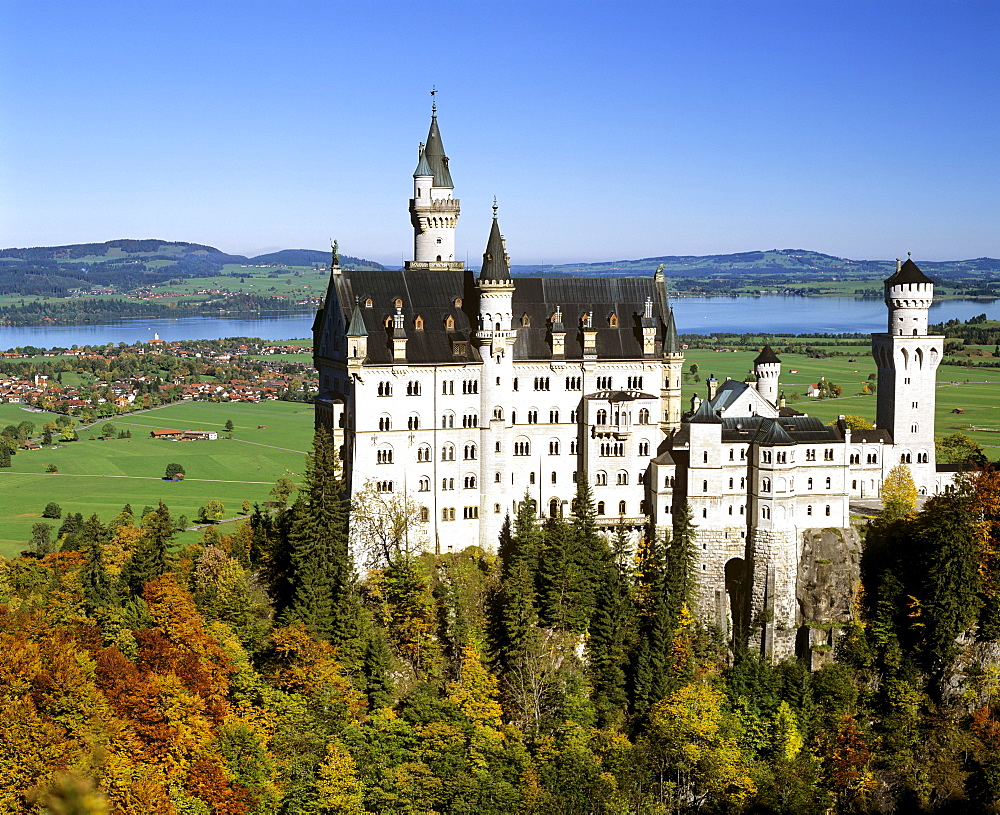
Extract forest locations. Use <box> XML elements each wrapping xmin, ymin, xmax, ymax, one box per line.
<box><xmin>3</xmin><ymin>429</ymin><xmax>1000</xmax><ymax>813</ymax></box>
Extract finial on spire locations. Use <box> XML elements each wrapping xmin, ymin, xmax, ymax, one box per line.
<box><xmin>908</xmin><ymin>251</ymin><xmax>912</xmax><ymax>258</ymax></box>
<box><xmin>492</xmin><ymin>197</ymin><xmax>498</xmax><ymax>219</ymax></box>
<box><xmin>430</xmin><ymin>85</ymin><xmax>437</xmax><ymax>115</ymax></box>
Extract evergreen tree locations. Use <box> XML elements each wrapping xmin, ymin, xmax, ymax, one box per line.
<box><xmin>0</xmin><ymin>446</ymin><xmax>10</xmax><ymax>468</ymax></box>
<box><xmin>588</xmin><ymin>519</ymin><xmax>634</xmax><ymax>726</ymax></box>
<box><xmin>81</xmin><ymin>534</ymin><xmax>119</xmax><ymax>613</ymax></box>
<box><xmin>570</xmin><ymin>475</ymin><xmax>608</xmax><ymax>625</ymax></box>
<box><xmin>57</xmin><ymin>512</ymin><xmax>84</xmax><ymax>550</ymax></box>
<box><xmin>537</xmin><ymin>516</ymin><xmax>590</xmax><ymax>633</ymax></box>
<box><xmin>628</xmin><ymin>525</ymin><xmax>675</xmax><ymax>715</ymax></box>
<box><xmin>121</xmin><ymin>501</ymin><xmax>174</xmax><ymax>597</ymax></box>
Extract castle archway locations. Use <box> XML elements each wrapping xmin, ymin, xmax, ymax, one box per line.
<box><xmin>724</xmin><ymin>557</ymin><xmax>748</xmax><ymax>643</ymax></box>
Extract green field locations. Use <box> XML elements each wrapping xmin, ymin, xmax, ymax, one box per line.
<box><xmin>0</xmin><ymin>401</ymin><xmax>315</xmax><ymax>558</ymax></box>
<box><xmin>682</xmin><ymin>348</ymin><xmax>1000</xmax><ymax>457</ymax></box>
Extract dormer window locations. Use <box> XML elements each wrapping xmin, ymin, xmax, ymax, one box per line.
<box><xmin>394</xmin><ymin>298</ymin><xmax>403</xmax><ymax>309</ymax></box>
<box><xmin>453</xmin><ymin>297</ymin><xmax>462</xmax><ymax>307</ymax></box>
<box><xmin>609</xmin><ymin>313</ymin><xmax>618</xmax><ymax>328</ymax></box>
<box><xmin>414</xmin><ymin>315</ymin><xmax>424</xmax><ymax>330</ymax></box>
<box><xmin>384</xmin><ymin>316</ymin><xmax>392</xmax><ymax>328</ymax></box>
<box><xmin>521</xmin><ymin>313</ymin><xmax>531</xmax><ymax>327</ymax></box>
<box><xmin>364</xmin><ymin>298</ymin><xmax>373</xmax><ymax>308</ymax></box>
<box><xmin>445</xmin><ymin>315</ymin><xmax>455</xmax><ymax>331</ymax></box>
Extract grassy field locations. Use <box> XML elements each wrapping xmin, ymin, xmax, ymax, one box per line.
<box><xmin>682</xmin><ymin>348</ymin><xmax>1000</xmax><ymax>457</ymax></box>
<box><xmin>0</xmin><ymin>401</ymin><xmax>315</xmax><ymax>559</ymax></box>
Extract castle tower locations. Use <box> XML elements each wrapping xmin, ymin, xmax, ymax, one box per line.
<box><xmin>872</xmin><ymin>257</ymin><xmax>943</xmax><ymax>490</ymax></box>
<box><xmin>658</xmin><ymin>266</ymin><xmax>684</xmax><ymax>433</ymax></box>
<box><xmin>473</xmin><ymin>204</ymin><xmax>517</xmax><ymax>547</ymax></box>
<box><xmin>753</xmin><ymin>345</ymin><xmax>781</xmax><ymax>406</ymax></box>
<box><xmin>407</xmin><ymin>103</ymin><xmax>463</xmax><ymax>270</ymax></box>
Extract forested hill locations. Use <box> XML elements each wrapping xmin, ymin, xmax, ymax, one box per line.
<box><xmin>0</xmin><ymin>240</ymin><xmax>385</xmax><ymax>296</ymax></box>
<box><xmin>512</xmin><ymin>249</ymin><xmax>1000</xmax><ymax>280</ymax></box>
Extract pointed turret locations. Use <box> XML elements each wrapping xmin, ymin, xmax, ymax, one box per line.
<box><xmin>423</xmin><ymin>105</ymin><xmax>454</xmax><ymax>188</ymax></box>
<box><xmin>754</xmin><ymin>344</ymin><xmax>781</xmax><ymax>406</ymax></box>
<box><xmin>347</xmin><ymin>297</ymin><xmax>367</xmax><ymax>337</ymax></box>
<box><xmin>664</xmin><ymin>309</ymin><xmax>681</xmax><ymax>355</ymax></box>
<box><xmin>413</xmin><ymin>142</ymin><xmax>433</xmax><ymax>178</ymax></box>
<box><xmin>479</xmin><ymin>205</ymin><xmax>510</xmax><ymax>281</ymax></box>
<box><xmin>346</xmin><ymin>297</ymin><xmax>367</xmax><ymax>363</ymax></box>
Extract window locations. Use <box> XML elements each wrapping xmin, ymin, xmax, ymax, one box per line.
<box><xmin>513</xmin><ymin>377</ymin><xmax>519</xmax><ymax>391</ymax></box>
<box><xmin>493</xmin><ymin>407</ymin><xmax>503</xmax><ymax>420</ymax></box>
<box><xmin>417</xmin><ymin>445</ymin><xmax>431</xmax><ymax>462</ymax></box>
<box><xmin>617</xmin><ymin>471</ymin><xmax>629</xmax><ymax>485</ymax></box>
<box><xmin>867</xmin><ymin>453</ymin><xmax>878</xmax><ymax>464</ymax></box>
<box><xmin>550</xmin><ymin>410</ymin><xmax>559</xmax><ymax>423</ymax></box>
<box><xmin>377</xmin><ymin>447</ymin><xmax>393</xmax><ymax>464</ymax></box>
<box><xmin>628</xmin><ymin>376</ymin><xmax>644</xmax><ymax>389</ymax></box>
<box><xmin>462</xmin><ymin>379</ymin><xmax>479</xmax><ymax>394</ymax></box>
<box><xmin>527</xmin><ymin>410</ymin><xmax>538</xmax><ymax>424</ymax></box>
<box><xmin>566</xmin><ymin>376</ymin><xmax>582</xmax><ymax>390</ymax></box>
<box><xmin>806</xmin><ymin>449</ymin><xmax>816</xmax><ymax>461</ymax></box>
<box><xmin>377</xmin><ymin>381</ymin><xmax>392</xmax><ymax>397</ymax></box>
<box><xmin>729</xmin><ymin>449</ymin><xmax>735</xmax><ymax>461</ymax></box>
<box><xmin>419</xmin><ymin>506</ymin><xmax>429</xmax><ymax>522</ymax></box>
<box><xmin>514</xmin><ymin>440</ymin><xmax>530</xmax><ymax>456</ymax></box>
<box><xmin>407</xmin><ymin>414</ymin><xmax>420</xmax><ymax>430</ymax></box>
<box><xmin>824</xmin><ymin>448</ymin><xmax>834</xmax><ymax>461</ymax></box>
<box><xmin>570</xmin><ymin>440</ymin><xmax>577</xmax><ymax>454</ymax></box>
<box><xmin>807</xmin><ymin>505</ymin><xmax>812</xmax><ymax>515</ymax></box>
<box><xmin>911</xmin><ymin>424</ymin><xmax>919</xmax><ymax>434</ymax></box>
<box><xmin>442</xmin><ymin>478</ymin><xmax>455</xmax><ymax>490</ymax></box>
<box><xmin>364</xmin><ymin>298</ymin><xmax>373</xmax><ymax>308</ymax></box>
<box><xmin>442</xmin><ymin>380</ymin><xmax>454</xmax><ymax>395</ymax></box>
<box><xmin>852</xmin><ymin>480</ymin><xmax>857</xmax><ymax>490</ymax></box>
<box><xmin>825</xmin><ymin>477</ymin><xmax>831</xmax><ymax>489</ymax></box>
<box><xmin>406</xmin><ymin>381</ymin><xmax>422</xmax><ymax>395</ymax></box>
<box><xmin>596</xmin><ymin>471</ymin><xmax>608</xmax><ymax>486</ymax></box>
<box><xmin>901</xmin><ymin>452</ymin><xmax>912</xmax><ymax>463</ymax></box>
<box><xmin>463</xmin><ymin>412</ymin><xmax>478</xmax><ymax>428</ymax></box>
<box><xmin>619</xmin><ymin>500</ymin><xmax>627</xmax><ymax>515</ymax></box>
<box><xmin>464</xmin><ymin>475</ymin><xmax>477</xmax><ymax>489</ymax></box>
<box><xmin>377</xmin><ymin>480</ymin><xmax>393</xmax><ymax>493</ymax></box>
<box><xmin>495</xmin><ymin>503</ymin><xmax>501</xmax><ymax>514</ymax></box>
<box><xmin>379</xmin><ymin>415</ymin><xmax>392</xmax><ymax>431</ymax></box>
<box><xmin>495</xmin><ymin>472</ymin><xmax>502</xmax><ymax>483</ymax></box>
<box><xmin>703</xmin><ymin>480</ymin><xmax>708</xmax><ymax>493</ymax></box>
<box><xmin>777</xmin><ymin>452</ymin><xmax>786</xmax><ymax>464</ymax></box>
<box><xmin>533</xmin><ymin>376</ymin><xmax>550</xmax><ymax>391</ymax></box>
<box><xmin>418</xmin><ymin>477</ymin><xmax>429</xmax><ymax>492</ymax></box>
<box><xmin>442</xmin><ymin>444</ymin><xmax>455</xmax><ymax>461</ymax></box>
<box><xmin>414</xmin><ymin>315</ymin><xmax>424</xmax><ymax>330</ymax></box>
<box><xmin>464</xmin><ymin>443</ymin><xmax>477</xmax><ymax>460</ymax></box>
<box><xmin>529</xmin><ymin>472</ymin><xmax>535</xmax><ymax>484</ymax></box>
<box><xmin>638</xmin><ymin>408</ymin><xmax>649</xmax><ymax>424</ymax></box>
<box><xmin>638</xmin><ymin>472</ymin><xmax>645</xmax><ymax>484</ymax></box>
<box><xmin>597</xmin><ymin>501</ymin><xmax>606</xmax><ymax>515</ymax></box>
<box><xmin>729</xmin><ymin>478</ymin><xmax>734</xmax><ymax>489</ymax></box>
<box><xmin>762</xmin><ymin>506</ymin><xmax>771</xmax><ymax>520</ymax></box>
<box><xmin>596</xmin><ymin>409</ymin><xmax>607</xmax><ymax>425</ymax></box>
<box><xmin>703</xmin><ymin>451</ymin><xmax>709</xmax><ymax>463</ymax></box>
<box><xmin>850</xmin><ymin>453</ymin><xmax>860</xmax><ymax>464</ymax></box>
<box><xmin>597</xmin><ymin>376</ymin><xmax>612</xmax><ymax>389</ymax></box>
<box><xmin>441</xmin><ymin>412</ymin><xmax>454</xmax><ymax>429</ymax></box>
<box><xmin>495</xmin><ymin>441</ymin><xmax>501</xmax><ymax>453</ymax></box>
<box><xmin>445</xmin><ymin>315</ymin><xmax>455</xmax><ymax>331</ymax></box>
<box><xmin>549</xmin><ymin>439</ymin><xmax>560</xmax><ymax>455</ymax></box>
<box><xmin>762</xmin><ymin>478</ymin><xmax>771</xmax><ymax>492</ymax></box>
<box><xmin>740</xmin><ymin>477</ymin><xmax>745</xmax><ymax>489</ymax></box>
<box><xmin>762</xmin><ymin>450</ymin><xmax>772</xmax><ymax>463</ymax></box>
<box><xmin>442</xmin><ymin>508</ymin><xmax>456</xmax><ymax>521</ymax></box>
<box><xmin>825</xmin><ymin>505</ymin><xmax>831</xmax><ymax>516</ymax></box>
<box><xmin>638</xmin><ymin>440</ymin><xmax>650</xmax><ymax>456</ymax></box>
<box><xmin>917</xmin><ymin>452</ymin><xmax>928</xmax><ymax>463</ymax></box>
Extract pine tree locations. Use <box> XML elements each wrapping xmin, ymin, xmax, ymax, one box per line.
<box><xmin>628</xmin><ymin>525</ymin><xmax>674</xmax><ymax>715</ymax></box>
<box><xmin>570</xmin><ymin>475</ymin><xmax>609</xmax><ymax>625</ymax></box>
<box><xmin>82</xmin><ymin>534</ymin><xmax>119</xmax><ymax>612</ymax></box>
<box><xmin>588</xmin><ymin>519</ymin><xmax>634</xmax><ymax>725</ymax></box>
<box><xmin>121</xmin><ymin>501</ymin><xmax>174</xmax><ymax>597</ymax></box>
<box><xmin>537</xmin><ymin>516</ymin><xmax>590</xmax><ymax>632</ymax></box>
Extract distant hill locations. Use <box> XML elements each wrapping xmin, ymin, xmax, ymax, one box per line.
<box><xmin>0</xmin><ymin>240</ymin><xmax>385</xmax><ymax>296</ymax></box>
<box><xmin>515</xmin><ymin>249</ymin><xmax>1000</xmax><ymax>279</ymax></box>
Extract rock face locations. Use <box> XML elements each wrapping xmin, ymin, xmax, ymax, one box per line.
<box><xmin>795</xmin><ymin>526</ymin><xmax>863</xmax><ymax>669</ymax></box>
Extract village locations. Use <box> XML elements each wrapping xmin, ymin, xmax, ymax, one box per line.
<box><xmin>0</xmin><ymin>336</ymin><xmax>317</xmax><ymax>418</ymax></box>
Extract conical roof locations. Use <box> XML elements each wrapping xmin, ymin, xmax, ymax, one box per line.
<box><xmin>753</xmin><ymin>418</ymin><xmax>796</xmax><ymax>446</ymax></box>
<box><xmin>754</xmin><ymin>344</ymin><xmax>781</xmax><ymax>365</ymax></box>
<box><xmin>689</xmin><ymin>396</ymin><xmax>722</xmax><ymax>424</ymax></box>
<box><xmin>423</xmin><ymin>109</ymin><xmax>454</xmax><ymax>188</ymax></box>
<box><xmin>663</xmin><ymin>309</ymin><xmax>680</xmax><ymax>354</ymax></box>
<box><xmin>347</xmin><ymin>299</ymin><xmax>367</xmax><ymax>337</ymax></box>
<box><xmin>413</xmin><ymin>143</ymin><xmax>433</xmax><ymax>177</ymax></box>
<box><xmin>887</xmin><ymin>258</ymin><xmax>933</xmax><ymax>286</ymax></box>
<box><xmin>479</xmin><ymin>211</ymin><xmax>511</xmax><ymax>282</ymax></box>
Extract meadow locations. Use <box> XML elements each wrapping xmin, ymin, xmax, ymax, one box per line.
<box><xmin>0</xmin><ymin>400</ymin><xmax>315</xmax><ymax>558</ymax></box>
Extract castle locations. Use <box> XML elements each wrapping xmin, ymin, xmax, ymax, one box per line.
<box><xmin>313</xmin><ymin>105</ymin><xmax>951</xmax><ymax>660</ymax></box>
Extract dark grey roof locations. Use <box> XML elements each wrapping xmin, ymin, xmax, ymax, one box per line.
<box><xmin>652</xmin><ymin>450</ymin><xmax>675</xmax><ymax>465</ymax></box>
<box><xmin>585</xmin><ymin>390</ymin><xmax>656</xmax><ymax>402</ymax></box>
<box><xmin>754</xmin><ymin>344</ymin><xmax>781</xmax><ymax>365</ymax></box>
<box><xmin>664</xmin><ymin>308</ymin><xmax>680</xmax><ymax>354</ymax></box>
<box><xmin>778</xmin><ymin>406</ymin><xmax>806</xmax><ymax>418</ymax></box>
<box><xmin>709</xmin><ymin>379</ymin><xmax>749</xmax><ymax>411</ymax></box>
<box><xmin>424</xmin><ymin>110</ymin><xmax>454</xmax><ymax>188</ymax></box>
<box><xmin>851</xmin><ymin>428</ymin><xmax>893</xmax><ymax>444</ymax></box>
<box><xmin>753</xmin><ymin>418</ymin><xmax>796</xmax><ymax>446</ymax></box>
<box><xmin>347</xmin><ymin>300</ymin><xmax>367</xmax><ymax>337</ymax></box>
<box><xmin>413</xmin><ymin>144</ymin><xmax>434</xmax><ymax>178</ymax></box>
<box><xmin>479</xmin><ymin>216</ymin><xmax>511</xmax><ymax>281</ymax></box>
<box><xmin>716</xmin><ymin>415</ymin><xmax>843</xmax><ymax>444</ymax></box>
<box><xmin>887</xmin><ymin>258</ymin><xmax>933</xmax><ymax>286</ymax></box>
<box><xmin>688</xmin><ymin>397</ymin><xmax>722</xmax><ymax>424</ymax></box>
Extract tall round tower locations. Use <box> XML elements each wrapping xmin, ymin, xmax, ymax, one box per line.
<box><xmin>753</xmin><ymin>344</ymin><xmax>781</xmax><ymax>406</ymax></box>
<box><xmin>885</xmin><ymin>256</ymin><xmax>935</xmax><ymax>336</ymax></box>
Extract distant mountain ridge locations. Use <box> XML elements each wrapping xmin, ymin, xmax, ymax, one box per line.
<box><xmin>0</xmin><ymin>240</ymin><xmax>385</xmax><ymax>296</ymax></box>
<box><xmin>511</xmin><ymin>249</ymin><xmax>1000</xmax><ymax>279</ymax></box>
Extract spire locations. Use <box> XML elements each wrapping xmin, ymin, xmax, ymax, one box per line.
<box><xmin>413</xmin><ymin>142</ymin><xmax>433</xmax><ymax>177</ymax></box>
<box><xmin>347</xmin><ymin>296</ymin><xmax>367</xmax><ymax>337</ymax></box>
<box><xmin>887</xmin><ymin>257</ymin><xmax>933</xmax><ymax>286</ymax></box>
<box><xmin>423</xmin><ymin>104</ymin><xmax>454</xmax><ymax>188</ymax></box>
<box><xmin>754</xmin><ymin>344</ymin><xmax>781</xmax><ymax>365</ymax></box>
<box><xmin>663</xmin><ymin>308</ymin><xmax>680</xmax><ymax>354</ymax></box>
<box><xmin>479</xmin><ymin>204</ymin><xmax>511</xmax><ymax>281</ymax></box>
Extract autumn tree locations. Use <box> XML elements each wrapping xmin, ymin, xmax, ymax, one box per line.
<box><xmin>937</xmin><ymin>432</ymin><xmax>989</xmax><ymax>466</ymax></box>
<box><xmin>198</xmin><ymin>499</ymin><xmax>226</xmax><ymax>523</ymax></box>
<box><xmin>880</xmin><ymin>463</ymin><xmax>918</xmax><ymax>521</ymax></box>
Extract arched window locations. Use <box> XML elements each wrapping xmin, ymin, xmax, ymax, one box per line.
<box><xmin>414</xmin><ymin>315</ymin><xmax>424</xmax><ymax>330</ymax></box>
<box><xmin>597</xmin><ymin>501</ymin><xmax>606</xmax><ymax>515</ymax></box>
<box><xmin>549</xmin><ymin>498</ymin><xmax>559</xmax><ymax>518</ymax></box>
<box><xmin>419</xmin><ymin>506</ymin><xmax>429</xmax><ymax>522</ymax></box>
<box><xmin>825</xmin><ymin>505</ymin><xmax>831</xmax><ymax>516</ymax></box>
<box><xmin>378</xmin><ymin>414</ymin><xmax>392</xmax><ymax>431</ymax></box>
<box><xmin>417</xmin><ymin>444</ymin><xmax>431</xmax><ymax>462</ymax></box>
<box><xmin>495</xmin><ymin>472</ymin><xmax>502</xmax><ymax>483</ymax></box>
<box><xmin>596</xmin><ymin>409</ymin><xmax>607</xmax><ymax>425</ymax></box>
<box><xmin>618</xmin><ymin>500</ymin><xmax>626</xmax><ymax>515</ymax></box>
<box><xmin>549</xmin><ymin>439</ymin><xmax>560</xmax><ymax>455</ymax></box>
<box><xmin>596</xmin><ymin>471</ymin><xmax>608</xmax><ymax>486</ymax></box>
<box><xmin>407</xmin><ymin>414</ymin><xmax>420</xmax><ymax>430</ymax></box>
<box><xmin>464</xmin><ymin>443</ymin><xmax>477</xmax><ymax>460</ymax></box>
<box><xmin>729</xmin><ymin>478</ymin><xmax>734</xmax><ymax>489</ymax></box>
<box><xmin>514</xmin><ymin>439</ymin><xmax>530</xmax><ymax>456</ymax></box>
<box><xmin>364</xmin><ymin>298</ymin><xmax>373</xmax><ymax>308</ymax></box>
<box><xmin>762</xmin><ymin>506</ymin><xmax>770</xmax><ymax>520</ymax></box>
<box><xmin>441</xmin><ymin>411</ymin><xmax>455</xmax><ymax>429</ymax></box>
<box><xmin>442</xmin><ymin>444</ymin><xmax>455</xmax><ymax>461</ymax></box>
<box><xmin>377</xmin><ymin>381</ymin><xmax>392</xmax><ymax>397</ymax></box>
<box><xmin>825</xmin><ymin>477</ymin><xmax>831</xmax><ymax>489</ymax></box>
<box><xmin>377</xmin><ymin>446</ymin><xmax>393</xmax><ymax>464</ymax></box>
<box><xmin>394</xmin><ymin>298</ymin><xmax>403</xmax><ymax>309</ymax></box>
<box><xmin>418</xmin><ymin>477</ymin><xmax>430</xmax><ymax>491</ymax></box>
<box><xmin>639</xmin><ymin>440</ymin><xmax>650</xmax><ymax>456</ymax></box>
<box><xmin>703</xmin><ymin>480</ymin><xmax>708</xmax><ymax>492</ymax></box>
<box><xmin>703</xmin><ymin>451</ymin><xmax>709</xmax><ymax>463</ymax></box>
<box><xmin>464</xmin><ymin>474</ymin><xmax>477</xmax><ymax>489</ymax></box>
<box><xmin>493</xmin><ymin>406</ymin><xmax>503</xmax><ymax>420</ymax></box>
<box><xmin>639</xmin><ymin>408</ymin><xmax>650</xmax><ymax>424</ymax></box>
<box><xmin>617</xmin><ymin>471</ymin><xmax>628</xmax><ymax>485</ymax></box>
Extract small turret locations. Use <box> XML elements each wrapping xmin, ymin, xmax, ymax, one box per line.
<box><xmin>550</xmin><ymin>305</ymin><xmax>566</xmax><ymax>358</ymax></box>
<box><xmin>754</xmin><ymin>344</ymin><xmax>781</xmax><ymax>406</ymax></box>
<box><xmin>347</xmin><ymin>297</ymin><xmax>367</xmax><ymax>363</ymax></box>
<box><xmin>885</xmin><ymin>255</ymin><xmax>934</xmax><ymax>336</ymax></box>
<box><xmin>392</xmin><ymin>306</ymin><xmax>407</xmax><ymax>363</ymax></box>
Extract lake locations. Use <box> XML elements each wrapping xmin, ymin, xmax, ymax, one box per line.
<box><xmin>0</xmin><ymin>297</ymin><xmax>997</xmax><ymax>350</ymax></box>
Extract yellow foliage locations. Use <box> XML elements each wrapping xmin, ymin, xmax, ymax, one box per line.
<box><xmin>316</xmin><ymin>738</ymin><xmax>364</xmax><ymax>814</ymax></box>
<box><xmin>106</xmin><ymin>524</ymin><xmax>144</xmax><ymax>580</ymax></box>
<box><xmin>772</xmin><ymin>702</ymin><xmax>804</xmax><ymax>762</ymax></box>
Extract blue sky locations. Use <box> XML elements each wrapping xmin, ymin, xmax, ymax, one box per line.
<box><xmin>2</xmin><ymin>0</ymin><xmax>998</xmax><ymax>265</ymax></box>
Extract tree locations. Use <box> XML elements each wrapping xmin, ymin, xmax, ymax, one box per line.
<box><xmin>270</xmin><ymin>476</ymin><xmax>296</xmax><ymax>507</ymax></box>
<box><xmin>42</xmin><ymin>428</ymin><xmax>53</xmax><ymax>446</ymax></box>
<box><xmin>198</xmin><ymin>500</ymin><xmax>226</xmax><ymax>523</ymax></box>
<box><xmin>120</xmin><ymin>501</ymin><xmax>174</xmax><ymax>596</ymax></box>
<box><xmin>101</xmin><ymin>422</ymin><xmax>116</xmax><ymax>437</ymax></box>
<box><xmin>164</xmin><ymin>462</ymin><xmax>185</xmax><ymax>479</ymax></box>
<box><xmin>224</xmin><ymin>419</ymin><xmax>235</xmax><ymax>437</ymax></box>
<box><xmin>936</xmin><ymin>432</ymin><xmax>989</xmax><ymax>466</ymax></box>
<box><xmin>30</xmin><ymin>522</ymin><xmax>55</xmax><ymax>555</ymax></box>
<box><xmin>42</xmin><ymin>502</ymin><xmax>62</xmax><ymax>519</ymax></box>
<box><xmin>351</xmin><ymin>479</ymin><xmax>427</xmax><ymax>572</ymax></box>
<box><xmin>881</xmin><ymin>464</ymin><xmax>918</xmax><ymax>521</ymax></box>
<box><xmin>840</xmin><ymin>415</ymin><xmax>874</xmax><ymax>430</ymax></box>
<box><xmin>0</xmin><ymin>447</ymin><xmax>9</xmax><ymax>468</ymax></box>
<box><xmin>46</xmin><ymin>463</ymin><xmax>58</xmax><ymax>473</ymax></box>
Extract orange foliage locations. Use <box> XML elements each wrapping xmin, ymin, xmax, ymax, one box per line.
<box><xmin>185</xmin><ymin>755</ymin><xmax>255</xmax><ymax>815</ymax></box>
